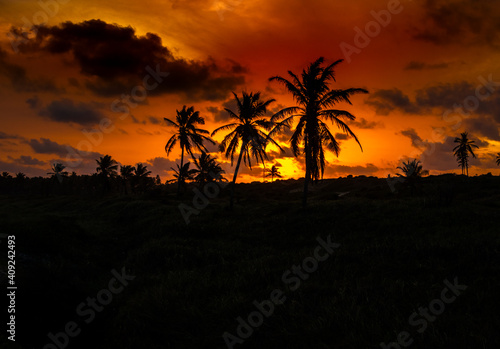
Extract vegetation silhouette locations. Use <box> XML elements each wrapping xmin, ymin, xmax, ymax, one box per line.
<box><xmin>164</xmin><ymin>105</ymin><xmax>215</xmax><ymax>195</ymax></box>
<box><xmin>496</xmin><ymin>153</ymin><xmax>500</xmax><ymax>166</ymax></box>
<box><xmin>168</xmin><ymin>162</ymin><xmax>197</xmax><ymax>190</ymax></box>
<box><xmin>96</xmin><ymin>155</ymin><xmax>118</xmax><ymax>193</ymax></box>
<box><xmin>211</xmin><ymin>91</ymin><xmax>283</xmax><ymax>210</ymax></box>
<box><xmin>396</xmin><ymin>158</ymin><xmax>428</xmax><ymax>195</ymax></box>
<box><xmin>192</xmin><ymin>151</ymin><xmax>226</xmax><ymax>185</ymax></box>
<box><xmin>265</xmin><ymin>165</ymin><xmax>283</xmax><ymax>182</ymax></box>
<box><xmin>269</xmin><ymin>57</ymin><xmax>368</xmax><ymax>207</ymax></box>
<box><xmin>453</xmin><ymin>132</ymin><xmax>478</xmax><ymax>176</ymax></box>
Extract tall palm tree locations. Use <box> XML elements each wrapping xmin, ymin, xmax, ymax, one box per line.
<box><xmin>496</xmin><ymin>153</ymin><xmax>500</xmax><ymax>166</ymax></box>
<box><xmin>164</xmin><ymin>106</ymin><xmax>215</xmax><ymax>194</ymax></box>
<box><xmin>265</xmin><ymin>165</ymin><xmax>283</xmax><ymax>182</ymax></box>
<box><xmin>192</xmin><ymin>152</ymin><xmax>226</xmax><ymax>184</ymax></box>
<box><xmin>269</xmin><ymin>57</ymin><xmax>368</xmax><ymax>207</ymax></box>
<box><xmin>453</xmin><ymin>132</ymin><xmax>478</xmax><ymax>176</ymax></box>
<box><xmin>211</xmin><ymin>91</ymin><xmax>283</xmax><ymax>210</ymax></box>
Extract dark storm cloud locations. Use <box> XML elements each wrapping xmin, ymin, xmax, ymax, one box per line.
<box><xmin>145</xmin><ymin>156</ymin><xmax>179</xmax><ymax>176</ymax></box>
<box><xmin>365</xmin><ymin>89</ymin><xmax>419</xmax><ymax>115</ymax></box>
<box><xmin>462</xmin><ymin>117</ymin><xmax>500</xmax><ymax>141</ymax></box>
<box><xmin>404</xmin><ymin>61</ymin><xmax>449</xmax><ymax>70</ymax></box>
<box><xmin>413</xmin><ymin>0</ymin><xmax>500</xmax><ymax>48</ymax></box>
<box><xmin>324</xmin><ymin>163</ymin><xmax>379</xmax><ymax>177</ymax></box>
<box><xmin>0</xmin><ymin>48</ymin><xmax>61</xmax><ymax>93</ymax></box>
<box><xmin>208</xmin><ymin>98</ymin><xmax>239</xmax><ymax>122</ymax></box>
<box><xmin>12</xmin><ymin>20</ymin><xmax>245</xmax><ymax>101</ymax></box>
<box><xmin>38</xmin><ymin>99</ymin><xmax>104</xmax><ymax>126</ymax></box>
<box><xmin>335</xmin><ymin>133</ymin><xmax>350</xmax><ymax>141</ymax></box>
<box><xmin>0</xmin><ymin>160</ymin><xmax>48</xmax><ymax>177</ymax></box>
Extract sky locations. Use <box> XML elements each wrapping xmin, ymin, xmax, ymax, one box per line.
<box><xmin>1</xmin><ymin>0</ymin><xmax>499</xmax><ymax>182</ymax></box>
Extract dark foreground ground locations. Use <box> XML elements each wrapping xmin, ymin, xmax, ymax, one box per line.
<box><xmin>0</xmin><ymin>174</ymin><xmax>499</xmax><ymax>348</ymax></box>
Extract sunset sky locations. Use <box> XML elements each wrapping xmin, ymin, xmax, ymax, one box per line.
<box><xmin>1</xmin><ymin>0</ymin><xmax>500</xmax><ymax>182</ymax></box>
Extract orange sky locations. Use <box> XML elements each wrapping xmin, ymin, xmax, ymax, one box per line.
<box><xmin>1</xmin><ymin>0</ymin><xmax>500</xmax><ymax>182</ymax></box>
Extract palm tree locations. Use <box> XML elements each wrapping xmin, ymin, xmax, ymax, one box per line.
<box><xmin>134</xmin><ymin>163</ymin><xmax>152</xmax><ymax>192</ymax></box>
<box><xmin>120</xmin><ymin>165</ymin><xmax>135</xmax><ymax>195</ymax></box>
<box><xmin>164</xmin><ymin>106</ymin><xmax>215</xmax><ymax>195</ymax></box>
<box><xmin>265</xmin><ymin>165</ymin><xmax>283</xmax><ymax>182</ymax></box>
<box><xmin>396</xmin><ymin>159</ymin><xmax>427</xmax><ymax>178</ymax></box>
<box><xmin>496</xmin><ymin>153</ymin><xmax>500</xmax><ymax>166</ymax></box>
<box><xmin>168</xmin><ymin>162</ymin><xmax>197</xmax><ymax>188</ymax></box>
<box><xmin>96</xmin><ymin>155</ymin><xmax>118</xmax><ymax>192</ymax></box>
<box><xmin>269</xmin><ymin>57</ymin><xmax>368</xmax><ymax>207</ymax></box>
<box><xmin>47</xmin><ymin>163</ymin><xmax>68</xmax><ymax>182</ymax></box>
<box><xmin>96</xmin><ymin>155</ymin><xmax>118</xmax><ymax>177</ymax></box>
<box><xmin>453</xmin><ymin>132</ymin><xmax>478</xmax><ymax>176</ymax></box>
<box><xmin>1</xmin><ymin>172</ymin><xmax>11</xmax><ymax>178</ymax></box>
<box><xmin>211</xmin><ymin>91</ymin><xmax>283</xmax><ymax>210</ymax></box>
<box><xmin>192</xmin><ymin>152</ymin><xmax>226</xmax><ymax>184</ymax></box>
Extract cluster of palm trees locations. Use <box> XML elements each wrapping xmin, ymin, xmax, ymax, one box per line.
<box><xmin>164</xmin><ymin>57</ymin><xmax>368</xmax><ymax>208</ymax></box>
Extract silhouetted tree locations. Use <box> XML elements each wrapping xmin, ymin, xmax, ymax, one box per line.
<box><xmin>496</xmin><ymin>153</ymin><xmax>500</xmax><ymax>166</ymax></box>
<box><xmin>211</xmin><ymin>91</ymin><xmax>283</xmax><ymax>210</ymax></box>
<box><xmin>453</xmin><ymin>132</ymin><xmax>478</xmax><ymax>176</ymax></box>
<box><xmin>269</xmin><ymin>57</ymin><xmax>367</xmax><ymax>207</ymax></box>
<box><xmin>134</xmin><ymin>163</ymin><xmax>152</xmax><ymax>192</ymax></box>
<box><xmin>47</xmin><ymin>163</ymin><xmax>68</xmax><ymax>183</ymax></box>
<box><xmin>96</xmin><ymin>155</ymin><xmax>118</xmax><ymax>193</ymax></box>
<box><xmin>168</xmin><ymin>162</ymin><xmax>196</xmax><ymax>190</ymax></box>
<box><xmin>2</xmin><ymin>172</ymin><xmax>12</xmax><ymax>178</ymax></box>
<box><xmin>120</xmin><ymin>165</ymin><xmax>135</xmax><ymax>194</ymax></box>
<box><xmin>192</xmin><ymin>152</ymin><xmax>226</xmax><ymax>184</ymax></box>
<box><xmin>265</xmin><ymin>165</ymin><xmax>283</xmax><ymax>182</ymax></box>
<box><xmin>164</xmin><ymin>106</ymin><xmax>215</xmax><ymax>195</ymax></box>
<box><xmin>396</xmin><ymin>159</ymin><xmax>427</xmax><ymax>178</ymax></box>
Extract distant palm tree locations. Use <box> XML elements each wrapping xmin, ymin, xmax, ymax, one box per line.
<box><xmin>496</xmin><ymin>153</ymin><xmax>500</xmax><ymax>166</ymax></box>
<box><xmin>120</xmin><ymin>165</ymin><xmax>135</xmax><ymax>195</ymax></box>
<box><xmin>453</xmin><ymin>132</ymin><xmax>478</xmax><ymax>176</ymax></box>
<box><xmin>269</xmin><ymin>57</ymin><xmax>368</xmax><ymax>207</ymax></box>
<box><xmin>96</xmin><ymin>155</ymin><xmax>118</xmax><ymax>177</ymax></box>
<box><xmin>192</xmin><ymin>152</ymin><xmax>226</xmax><ymax>184</ymax></box>
<box><xmin>134</xmin><ymin>163</ymin><xmax>152</xmax><ymax>178</ymax></box>
<box><xmin>15</xmin><ymin>172</ymin><xmax>26</xmax><ymax>180</ymax></box>
<box><xmin>1</xmin><ymin>172</ymin><xmax>11</xmax><ymax>178</ymax></box>
<box><xmin>164</xmin><ymin>105</ymin><xmax>215</xmax><ymax>195</ymax></box>
<box><xmin>47</xmin><ymin>163</ymin><xmax>68</xmax><ymax>182</ymax></box>
<box><xmin>168</xmin><ymin>162</ymin><xmax>197</xmax><ymax>188</ymax></box>
<box><xmin>397</xmin><ymin>159</ymin><xmax>427</xmax><ymax>178</ymax></box>
<box><xmin>265</xmin><ymin>165</ymin><xmax>283</xmax><ymax>182</ymax></box>
<box><xmin>120</xmin><ymin>165</ymin><xmax>135</xmax><ymax>179</ymax></box>
<box><xmin>211</xmin><ymin>91</ymin><xmax>283</xmax><ymax>210</ymax></box>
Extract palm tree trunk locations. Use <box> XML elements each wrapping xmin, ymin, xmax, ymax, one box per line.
<box><xmin>302</xmin><ymin>141</ymin><xmax>310</xmax><ymax>208</ymax></box>
<box><xmin>230</xmin><ymin>142</ymin><xmax>246</xmax><ymax>210</ymax></box>
<box><xmin>177</xmin><ymin>147</ymin><xmax>184</xmax><ymax>195</ymax></box>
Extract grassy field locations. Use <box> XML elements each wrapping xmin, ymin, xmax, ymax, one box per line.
<box><xmin>1</xmin><ymin>174</ymin><xmax>499</xmax><ymax>348</ymax></box>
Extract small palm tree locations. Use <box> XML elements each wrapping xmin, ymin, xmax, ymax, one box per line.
<box><xmin>396</xmin><ymin>159</ymin><xmax>427</xmax><ymax>178</ymax></box>
<box><xmin>164</xmin><ymin>106</ymin><xmax>215</xmax><ymax>194</ymax></box>
<box><xmin>192</xmin><ymin>152</ymin><xmax>226</xmax><ymax>184</ymax></box>
<box><xmin>1</xmin><ymin>172</ymin><xmax>11</xmax><ymax>178</ymax></box>
<box><xmin>134</xmin><ymin>163</ymin><xmax>152</xmax><ymax>178</ymax></box>
<box><xmin>47</xmin><ymin>163</ymin><xmax>68</xmax><ymax>182</ymax></box>
<box><xmin>496</xmin><ymin>153</ymin><xmax>500</xmax><ymax>166</ymax></box>
<box><xmin>453</xmin><ymin>132</ymin><xmax>478</xmax><ymax>176</ymax></box>
<box><xmin>211</xmin><ymin>91</ymin><xmax>283</xmax><ymax>210</ymax></box>
<box><xmin>269</xmin><ymin>57</ymin><xmax>368</xmax><ymax>207</ymax></box>
<box><xmin>265</xmin><ymin>165</ymin><xmax>283</xmax><ymax>182</ymax></box>
<box><xmin>168</xmin><ymin>162</ymin><xmax>197</xmax><ymax>188</ymax></box>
